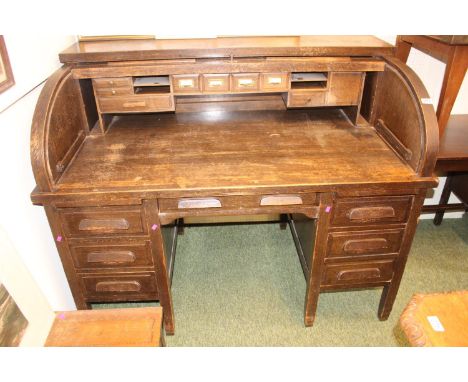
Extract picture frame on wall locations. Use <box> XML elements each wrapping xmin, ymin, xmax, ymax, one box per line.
<box><xmin>0</xmin><ymin>36</ymin><xmax>15</xmax><ymax>94</ymax></box>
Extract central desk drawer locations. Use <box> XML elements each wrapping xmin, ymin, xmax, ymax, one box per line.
<box><xmin>59</xmin><ymin>206</ymin><xmax>146</xmax><ymax>237</ymax></box>
<box><xmin>79</xmin><ymin>272</ymin><xmax>158</xmax><ymax>301</ymax></box>
<box><xmin>69</xmin><ymin>238</ymin><xmax>153</xmax><ymax>269</ymax></box>
<box><xmin>332</xmin><ymin>196</ymin><xmax>413</xmax><ymax>227</ymax></box>
<box><xmin>98</xmin><ymin>94</ymin><xmax>174</xmax><ymax>113</ymax></box>
<box><xmin>202</xmin><ymin>74</ymin><xmax>230</xmax><ymax>93</ymax></box>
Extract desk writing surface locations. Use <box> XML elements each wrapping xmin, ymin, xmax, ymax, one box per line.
<box><xmin>58</xmin><ymin>109</ymin><xmax>415</xmax><ymax>192</ymax></box>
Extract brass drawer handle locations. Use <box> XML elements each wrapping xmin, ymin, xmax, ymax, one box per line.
<box><xmin>177</xmin><ymin>198</ymin><xmax>222</xmax><ymax>209</ymax></box>
<box><xmin>238</xmin><ymin>78</ymin><xmax>254</xmax><ymax>86</ymax></box>
<box><xmin>123</xmin><ymin>101</ymin><xmax>146</xmax><ymax>108</ymax></box>
<box><xmin>95</xmin><ymin>281</ymin><xmax>141</xmax><ymax>292</ymax></box>
<box><xmin>179</xmin><ymin>79</ymin><xmax>194</xmax><ymax>88</ymax></box>
<box><xmin>342</xmin><ymin>238</ymin><xmax>389</xmax><ymax>254</ymax></box>
<box><xmin>267</xmin><ymin>77</ymin><xmax>282</xmax><ymax>85</ymax></box>
<box><xmin>337</xmin><ymin>268</ymin><xmax>381</xmax><ymax>281</ymax></box>
<box><xmin>87</xmin><ymin>250</ymin><xmax>136</xmax><ymax>264</ymax></box>
<box><xmin>78</xmin><ymin>218</ymin><xmax>130</xmax><ymax>231</ymax></box>
<box><xmin>260</xmin><ymin>195</ymin><xmax>303</xmax><ymax>206</ymax></box>
<box><xmin>208</xmin><ymin>79</ymin><xmax>224</xmax><ymax>87</ymax></box>
<box><xmin>347</xmin><ymin>206</ymin><xmax>396</xmax><ymax>221</ymax></box>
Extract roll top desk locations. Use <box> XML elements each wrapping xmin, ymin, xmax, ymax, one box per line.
<box><xmin>30</xmin><ymin>36</ymin><xmax>438</xmax><ymax>335</ymax></box>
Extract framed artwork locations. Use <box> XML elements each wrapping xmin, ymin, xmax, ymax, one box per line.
<box><xmin>0</xmin><ymin>36</ymin><xmax>14</xmax><ymax>94</ymax></box>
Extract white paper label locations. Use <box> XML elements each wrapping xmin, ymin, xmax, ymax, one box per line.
<box><xmin>421</xmin><ymin>98</ymin><xmax>433</xmax><ymax>105</ymax></box>
<box><xmin>427</xmin><ymin>316</ymin><xmax>445</xmax><ymax>332</ymax></box>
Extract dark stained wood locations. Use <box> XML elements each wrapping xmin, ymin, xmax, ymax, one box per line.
<box><xmin>30</xmin><ymin>36</ymin><xmax>440</xmax><ymax>335</ymax></box>
<box><xmin>60</xmin><ymin>36</ymin><xmax>394</xmax><ymax>64</ymax></box>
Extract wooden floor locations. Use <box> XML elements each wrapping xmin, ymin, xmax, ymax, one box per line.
<box><xmin>58</xmin><ymin>108</ymin><xmax>416</xmax><ymax>192</ymax></box>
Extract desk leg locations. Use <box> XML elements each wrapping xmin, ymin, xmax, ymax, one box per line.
<box><xmin>143</xmin><ymin>199</ymin><xmax>175</xmax><ymax>335</ymax></box>
<box><xmin>304</xmin><ymin>193</ymin><xmax>333</xmax><ymax>326</ymax></box>
<box><xmin>378</xmin><ymin>191</ymin><xmax>426</xmax><ymax>320</ymax></box>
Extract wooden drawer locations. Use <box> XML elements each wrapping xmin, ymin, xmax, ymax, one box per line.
<box><xmin>98</xmin><ymin>94</ymin><xmax>174</xmax><ymax>113</ymax></box>
<box><xmin>260</xmin><ymin>73</ymin><xmax>289</xmax><ymax>92</ymax></box>
<box><xmin>93</xmin><ymin>77</ymin><xmax>133</xmax><ymax>89</ymax></box>
<box><xmin>322</xmin><ymin>259</ymin><xmax>395</xmax><ymax>287</ymax></box>
<box><xmin>326</xmin><ymin>229</ymin><xmax>404</xmax><ymax>260</ymax></box>
<box><xmin>287</xmin><ymin>90</ymin><xmax>327</xmax><ymax>108</ymax></box>
<box><xmin>94</xmin><ymin>86</ymin><xmax>133</xmax><ymax>97</ymax></box>
<box><xmin>331</xmin><ymin>196</ymin><xmax>413</xmax><ymax>227</ymax></box>
<box><xmin>327</xmin><ymin>72</ymin><xmax>364</xmax><ymax>105</ymax></box>
<box><xmin>202</xmin><ymin>74</ymin><xmax>230</xmax><ymax>93</ymax></box>
<box><xmin>69</xmin><ymin>238</ymin><xmax>153</xmax><ymax>269</ymax></box>
<box><xmin>59</xmin><ymin>206</ymin><xmax>146</xmax><ymax>237</ymax></box>
<box><xmin>231</xmin><ymin>73</ymin><xmax>259</xmax><ymax>92</ymax></box>
<box><xmin>172</xmin><ymin>74</ymin><xmax>201</xmax><ymax>93</ymax></box>
<box><xmin>80</xmin><ymin>272</ymin><xmax>158</xmax><ymax>301</ymax></box>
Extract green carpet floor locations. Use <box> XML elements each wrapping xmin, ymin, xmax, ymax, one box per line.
<box><xmin>95</xmin><ymin>215</ymin><xmax>468</xmax><ymax>346</ymax></box>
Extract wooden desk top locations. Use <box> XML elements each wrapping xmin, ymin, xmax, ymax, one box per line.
<box><xmin>59</xmin><ymin>36</ymin><xmax>394</xmax><ymax>63</ymax></box>
<box><xmin>57</xmin><ymin>109</ymin><xmax>417</xmax><ymax>194</ymax></box>
<box><xmin>399</xmin><ymin>291</ymin><xmax>468</xmax><ymax>347</ymax></box>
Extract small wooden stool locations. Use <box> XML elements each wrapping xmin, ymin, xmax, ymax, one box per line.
<box><xmin>45</xmin><ymin>307</ymin><xmax>165</xmax><ymax>347</ymax></box>
<box><xmin>399</xmin><ymin>291</ymin><xmax>468</xmax><ymax>346</ymax></box>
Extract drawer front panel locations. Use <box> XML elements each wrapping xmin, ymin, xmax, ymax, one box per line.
<box><xmin>287</xmin><ymin>90</ymin><xmax>327</xmax><ymax>107</ymax></box>
<box><xmin>93</xmin><ymin>77</ymin><xmax>133</xmax><ymax>89</ymax></box>
<box><xmin>94</xmin><ymin>86</ymin><xmax>134</xmax><ymax>97</ymax></box>
<box><xmin>327</xmin><ymin>72</ymin><xmax>364</xmax><ymax>105</ymax></box>
<box><xmin>172</xmin><ymin>74</ymin><xmax>201</xmax><ymax>93</ymax></box>
<box><xmin>260</xmin><ymin>73</ymin><xmax>289</xmax><ymax>92</ymax></box>
<box><xmin>98</xmin><ymin>94</ymin><xmax>174</xmax><ymax>113</ymax></box>
<box><xmin>60</xmin><ymin>207</ymin><xmax>145</xmax><ymax>237</ymax></box>
<box><xmin>70</xmin><ymin>240</ymin><xmax>153</xmax><ymax>269</ymax></box>
<box><xmin>202</xmin><ymin>74</ymin><xmax>230</xmax><ymax>93</ymax></box>
<box><xmin>332</xmin><ymin>196</ymin><xmax>413</xmax><ymax>226</ymax></box>
<box><xmin>322</xmin><ymin>260</ymin><xmax>394</xmax><ymax>286</ymax></box>
<box><xmin>327</xmin><ymin>229</ymin><xmax>404</xmax><ymax>260</ymax></box>
<box><xmin>231</xmin><ymin>73</ymin><xmax>259</xmax><ymax>92</ymax></box>
<box><xmin>80</xmin><ymin>272</ymin><xmax>158</xmax><ymax>300</ymax></box>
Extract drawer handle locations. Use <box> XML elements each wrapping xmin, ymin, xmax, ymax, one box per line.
<box><xmin>87</xmin><ymin>250</ymin><xmax>136</xmax><ymax>264</ymax></box>
<box><xmin>260</xmin><ymin>195</ymin><xmax>303</xmax><ymax>206</ymax></box>
<box><xmin>337</xmin><ymin>268</ymin><xmax>381</xmax><ymax>281</ymax></box>
<box><xmin>268</xmin><ymin>77</ymin><xmax>282</xmax><ymax>85</ymax></box>
<box><xmin>343</xmin><ymin>238</ymin><xmax>389</xmax><ymax>254</ymax></box>
<box><xmin>347</xmin><ymin>206</ymin><xmax>396</xmax><ymax>222</ymax></box>
<box><xmin>238</xmin><ymin>78</ymin><xmax>254</xmax><ymax>86</ymax></box>
<box><xmin>78</xmin><ymin>218</ymin><xmax>130</xmax><ymax>231</ymax></box>
<box><xmin>208</xmin><ymin>79</ymin><xmax>224</xmax><ymax>87</ymax></box>
<box><xmin>179</xmin><ymin>79</ymin><xmax>194</xmax><ymax>88</ymax></box>
<box><xmin>95</xmin><ymin>281</ymin><xmax>141</xmax><ymax>292</ymax></box>
<box><xmin>123</xmin><ymin>101</ymin><xmax>146</xmax><ymax>108</ymax></box>
<box><xmin>177</xmin><ymin>198</ymin><xmax>222</xmax><ymax>209</ymax></box>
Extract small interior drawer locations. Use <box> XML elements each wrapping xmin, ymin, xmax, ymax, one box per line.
<box><xmin>98</xmin><ymin>94</ymin><xmax>174</xmax><ymax>113</ymax></box>
<box><xmin>202</xmin><ymin>74</ymin><xmax>230</xmax><ymax>93</ymax></box>
<box><xmin>231</xmin><ymin>73</ymin><xmax>259</xmax><ymax>92</ymax></box>
<box><xmin>93</xmin><ymin>77</ymin><xmax>133</xmax><ymax>89</ymax></box>
<box><xmin>80</xmin><ymin>272</ymin><xmax>158</xmax><ymax>300</ymax></box>
<box><xmin>332</xmin><ymin>196</ymin><xmax>413</xmax><ymax>227</ymax></box>
<box><xmin>69</xmin><ymin>238</ymin><xmax>153</xmax><ymax>269</ymax></box>
<box><xmin>322</xmin><ymin>259</ymin><xmax>395</xmax><ymax>287</ymax></box>
<box><xmin>172</xmin><ymin>74</ymin><xmax>201</xmax><ymax>93</ymax></box>
<box><xmin>59</xmin><ymin>206</ymin><xmax>145</xmax><ymax>237</ymax></box>
<box><xmin>287</xmin><ymin>90</ymin><xmax>327</xmax><ymax>108</ymax></box>
<box><xmin>327</xmin><ymin>72</ymin><xmax>364</xmax><ymax>105</ymax></box>
<box><xmin>94</xmin><ymin>87</ymin><xmax>134</xmax><ymax>97</ymax></box>
<box><xmin>326</xmin><ymin>228</ymin><xmax>404</xmax><ymax>260</ymax></box>
<box><xmin>260</xmin><ymin>73</ymin><xmax>289</xmax><ymax>91</ymax></box>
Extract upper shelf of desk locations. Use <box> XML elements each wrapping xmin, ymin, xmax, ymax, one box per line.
<box><xmin>56</xmin><ymin>108</ymin><xmax>417</xmax><ymax>193</ymax></box>
<box><xmin>60</xmin><ymin>36</ymin><xmax>394</xmax><ymax>63</ymax></box>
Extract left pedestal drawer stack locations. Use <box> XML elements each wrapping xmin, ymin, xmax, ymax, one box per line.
<box><xmin>55</xmin><ymin>205</ymin><xmax>160</xmax><ymax>305</ymax></box>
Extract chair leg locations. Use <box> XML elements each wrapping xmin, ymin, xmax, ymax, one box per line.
<box><xmin>434</xmin><ymin>175</ymin><xmax>453</xmax><ymax>225</ymax></box>
<box><xmin>279</xmin><ymin>214</ymin><xmax>288</xmax><ymax>230</ymax></box>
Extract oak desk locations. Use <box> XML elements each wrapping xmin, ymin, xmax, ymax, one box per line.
<box><xmin>30</xmin><ymin>36</ymin><xmax>439</xmax><ymax>335</ymax></box>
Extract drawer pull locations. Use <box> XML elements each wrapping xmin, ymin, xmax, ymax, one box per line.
<box><xmin>78</xmin><ymin>218</ymin><xmax>130</xmax><ymax>231</ymax></box>
<box><xmin>347</xmin><ymin>206</ymin><xmax>396</xmax><ymax>222</ymax></box>
<box><xmin>123</xmin><ymin>101</ymin><xmax>146</xmax><ymax>108</ymax></box>
<box><xmin>337</xmin><ymin>268</ymin><xmax>381</xmax><ymax>281</ymax></box>
<box><xmin>238</xmin><ymin>79</ymin><xmax>254</xmax><ymax>86</ymax></box>
<box><xmin>260</xmin><ymin>195</ymin><xmax>303</xmax><ymax>206</ymax></box>
<box><xmin>179</xmin><ymin>79</ymin><xmax>194</xmax><ymax>88</ymax></box>
<box><xmin>177</xmin><ymin>198</ymin><xmax>222</xmax><ymax>209</ymax></box>
<box><xmin>268</xmin><ymin>77</ymin><xmax>282</xmax><ymax>85</ymax></box>
<box><xmin>343</xmin><ymin>238</ymin><xmax>389</xmax><ymax>254</ymax></box>
<box><xmin>95</xmin><ymin>281</ymin><xmax>141</xmax><ymax>292</ymax></box>
<box><xmin>208</xmin><ymin>79</ymin><xmax>223</xmax><ymax>87</ymax></box>
<box><xmin>87</xmin><ymin>250</ymin><xmax>136</xmax><ymax>264</ymax></box>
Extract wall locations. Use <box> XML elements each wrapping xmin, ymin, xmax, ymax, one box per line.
<box><xmin>0</xmin><ymin>34</ymin><xmax>466</xmax><ymax>313</ymax></box>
